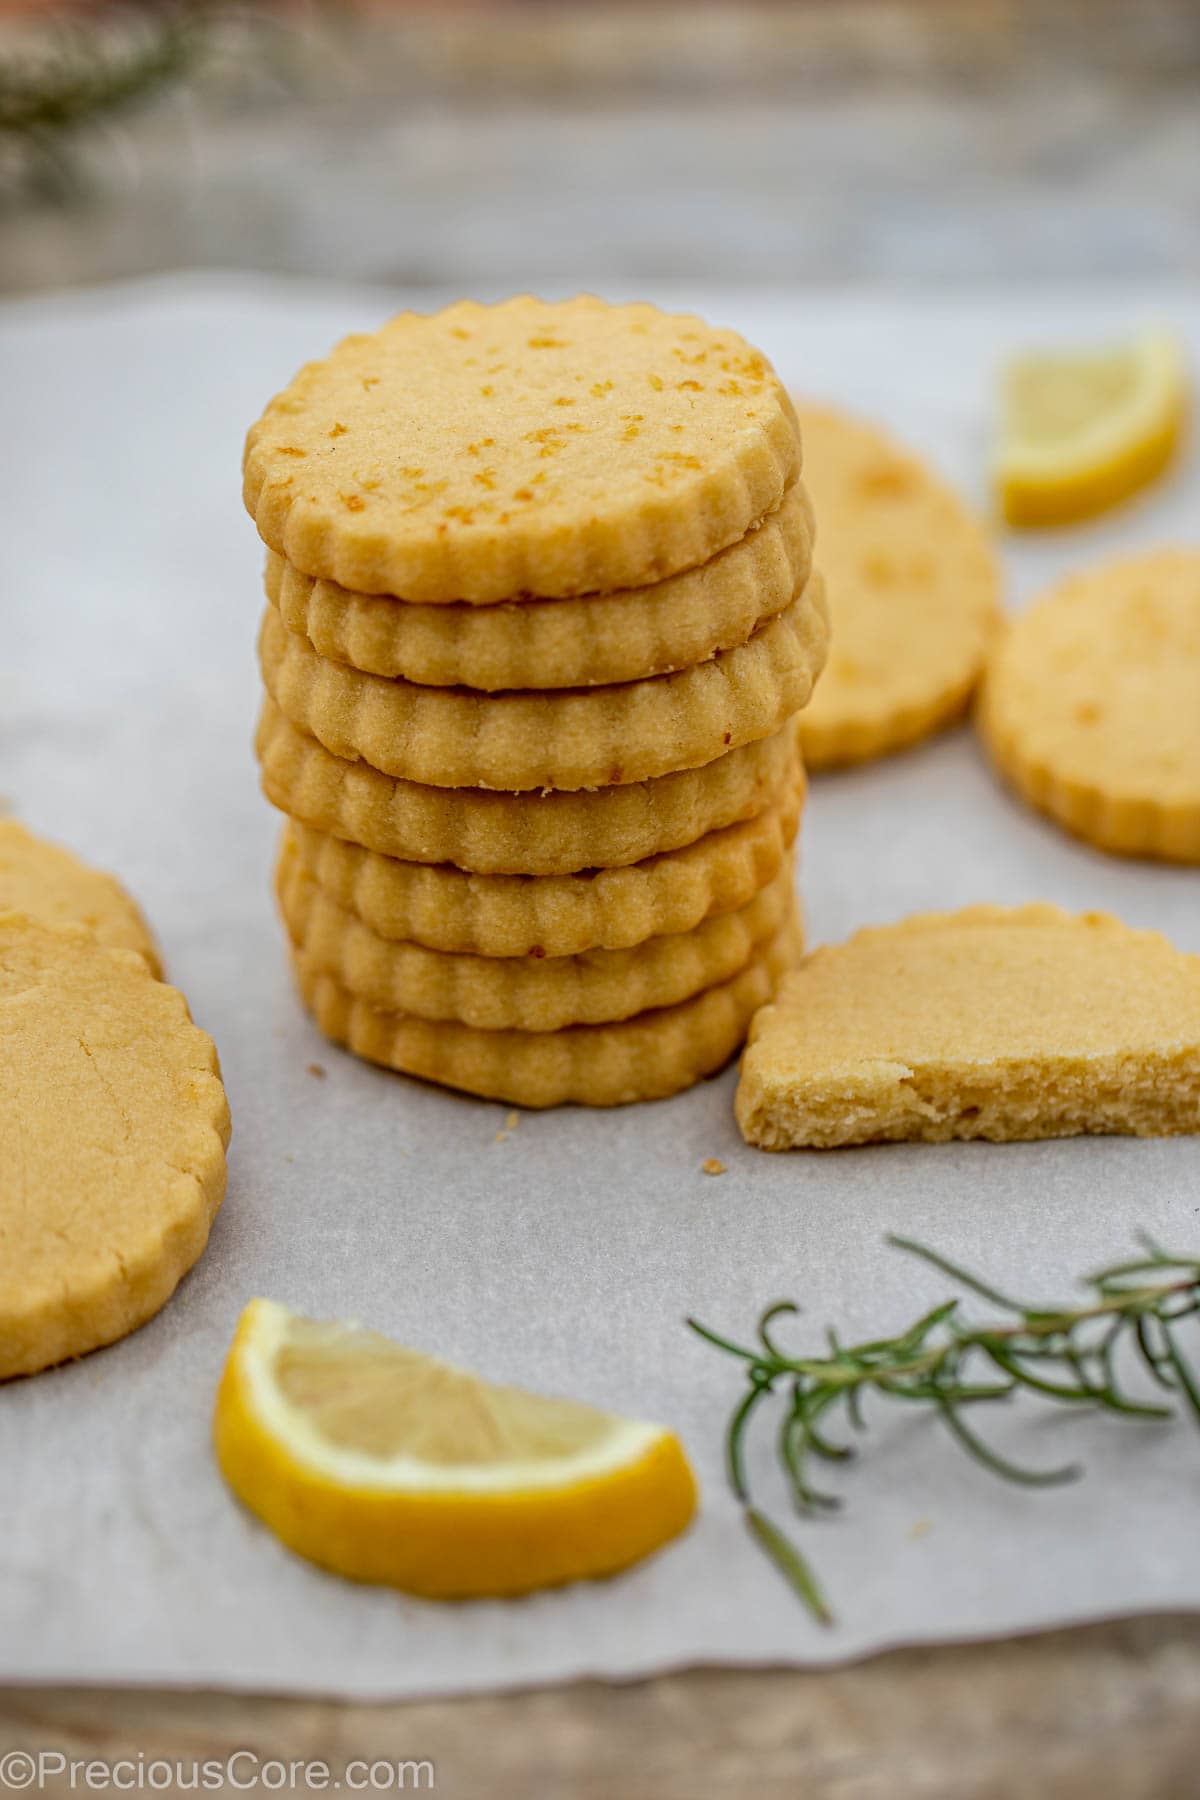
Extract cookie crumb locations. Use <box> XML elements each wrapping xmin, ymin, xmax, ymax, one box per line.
<box><xmin>506</xmin><ymin>1111</ymin><xmax>520</xmax><ymax>1131</ymax></box>
<box><xmin>908</xmin><ymin>1517</ymin><xmax>933</xmax><ymax>1541</ymax></box>
<box><xmin>701</xmin><ymin>1157</ymin><xmax>726</xmax><ymax>1176</ymax></box>
<box><xmin>306</xmin><ymin>1062</ymin><xmax>327</xmax><ymax>1079</ymax></box>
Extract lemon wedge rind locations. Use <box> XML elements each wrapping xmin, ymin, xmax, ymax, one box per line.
<box><xmin>214</xmin><ymin>1299</ymin><xmax>697</xmax><ymax>1597</ymax></box>
<box><xmin>996</xmin><ymin>329</ymin><xmax>1188</xmax><ymax>528</ymax></box>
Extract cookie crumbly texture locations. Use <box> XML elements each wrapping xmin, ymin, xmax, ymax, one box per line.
<box><xmin>284</xmin><ymin>772</ymin><xmax>803</xmax><ymax>957</ymax></box>
<box><xmin>295</xmin><ymin>909</ymin><xmax>802</xmax><ymax>1108</ymax></box>
<box><xmin>266</xmin><ymin>482</ymin><xmax>815</xmax><ymax>691</ymax></box>
<box><xmin>736</xmin><ymin>904</ymin><xmax>1200</xmax><ymax>1150</ymax></box>
<box><xmin>259</xmin><ymin>577</ymin><xmax>827</xmax><ymax>791</ymax></box>
<box><xmin>0</xmin><ymin>914</ymin><xmax>230</xmax><ymax>1379</ymax></box>
<box><xmin>277</xmin><ymin>832</ymin><xmax>796</xmax><ymax>1030</ymax></box>
<box><xmin>244</xmin><ymin>296</ymin><xmax>801</xmax><ymax>603</ymax></box>
<box><xmin>257</xmin><ymin>700</ymin><xmax>798</xmax><ymax>875</ymax></box>
<box><xmin>0</xmin><ymin>820</ymin><xmax>161</xmax><ymax>975</ymax></box>
<box><xmin>978</xmin><ymin>550</ymin><xmax>1200</xmax><ymax>864</ymax></box>
<box><xmin>791</xmin><ymin>403</ymin><xmax>1001</xmax><ymax>769</ymax></box>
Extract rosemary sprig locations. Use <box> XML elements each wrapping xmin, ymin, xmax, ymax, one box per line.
<box><xmin>687</xmin><ymin>1232</ymin><xmax>1200</xmax><ymax>1626</ymax></box>
<box><xmin>0</xmin><ymin>7</ymin><xmax>202</xmax><ymax>141</ymax></box>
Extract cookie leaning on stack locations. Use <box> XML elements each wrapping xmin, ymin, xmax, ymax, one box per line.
<box><xmin>791</xmin><ymin>402</ymin><xmax>1000</xmax><ymax>770</ymax></box>
<box><xmin>246</xmin><ymin>296</ymin><xmax>826</xmax><ymax>1105</ymax></box>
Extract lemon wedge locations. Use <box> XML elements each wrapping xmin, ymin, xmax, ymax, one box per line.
<box><xmin>214</xmin><ymin>1299</ymin><xmax>697</xmax><ymax>1596</ymax></box>
<box><xmin>995</xmin><ymin>329</ymin><xmax>1188</xmax><ymax>527</ymax></box>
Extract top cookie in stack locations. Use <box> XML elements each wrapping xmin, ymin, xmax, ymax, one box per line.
<box><xmin>247</xmin><ymin>296</ymin><xmax>826</xmax><ymax>1106</ymax></box>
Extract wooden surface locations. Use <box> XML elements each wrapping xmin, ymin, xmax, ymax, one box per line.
<box><xmin>2</xmin><ymin>0</ymin><xmax>1199</xmax><ymax>293</ymax></box>
<box><xmin>4</xmin><ymin>1617</ymin><xmax>1200</xmax><ymax>1796</ymax></box>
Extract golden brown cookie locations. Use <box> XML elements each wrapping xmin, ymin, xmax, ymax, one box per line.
<box><xmin>277</xmin><ymin>832</ymin><xmax>795</xmax><ymax>1030</ymax></box>
<box><xmin>736</xmin><ymin>904</ymin><xmax>1200</xmax><ymax>1149</ymax></box>
<box><xmin>244</xmin><ymin>296</ymin><xmax>800</xmax><ymax>603</ymax></box>
<box><xmin>977</xmin><ymin>550</ymin><xmax>1200</xmax><ymax>863</ymax></box>
<box><xmin>259</xmin><ymin>578</ymin><xmax>826</xmax><ymax>791</ymax></box>
<box><xmin>0</xmin><ymin>820</ymin><xmax>161</xmax><ymax>975</ymax></box>
<box><xmin>266</xmin><ymin>482</ymin><xmax>815</xmax><ymax>690</ymax></box>
<box><xmin>283</xmin><ymin>771</ymin><xmax>803</xmax><ymax>957</ymax></box>
<box><xmin>256</xmin><ymin>699</ymin><xmax>798</xmax><ymax>875</ymax></box>
<box><xmin>790</xmin><ymin>403</ymin><xmax>1001</xmax><ymax>769</ymax></box>
<box><xmin>0</xmin><ymin>914</ymin><xmax>230</xmax><ymax>1379</ymax></box>
<box><xmin>294</xmin><ymin>908</ymin><xmax>802</xmax><ymax>1108</ymax></box>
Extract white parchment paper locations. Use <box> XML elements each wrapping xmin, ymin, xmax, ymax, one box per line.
<box><xmin>2</xmin><ymin>276</ymin><xmax>1199</xmax><ymax>1698</ymax></box>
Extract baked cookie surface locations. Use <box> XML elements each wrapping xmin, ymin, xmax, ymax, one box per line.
<box><xmin>0</xmin><ymin>819</ymin><xmax>161</xmax><ymax>975</ymax></box>
<box><xmin>257</xmin><ymin>701</ymin><xmax>797</xmax><ymax>875</ymax></box>
<box><xmin>978</xmin><ymin>549</ymin><xmax>1200</xmax><ymax>863</ymax></box>
<box><xmin>791</xmin><ymin>403</ymin><xmax>1000</xmax><ymax>768</ymax></box>
<box><xmin>0</xmin><ymin>914</ymin><xmax>230</xmax><ymax>1379</ymax></box>
<box><xmin>277</xmin><ymin>835</ymin><xmax>796</xmax><ymax>1030</ymax></box>
<box><xmin>736</xmin><ymin>904</ymin><xmax>1200</xmax><ymax>1149</ymax></box>
<box><xmin>283</xmin><ymin>772</ymin><xmax>802</xmax><ymax>957</ymax></box>
<box><xmin>266</xmin><ymin>482</ymin><xmax>814</xmax><ymax>691</ymax></box>
<box><xmin>244</xmin><ymin>296</ymin><xmax>800</xmax><ymax>603</ymax></box>
<box><xmin>259</xmin><ymin>578</ymin><xmax>826</xmax><ymax>791</ymax></box>
<box><xmin>297</xmin><ymin>909</ymin><xmax>802</xmax><ymax>1108</ymax></box>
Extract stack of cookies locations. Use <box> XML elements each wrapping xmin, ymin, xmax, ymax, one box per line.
<box><xmin>245</xmin><ymin>297</ymin><xmax>826</xmax><ymax>1106</ymax></box>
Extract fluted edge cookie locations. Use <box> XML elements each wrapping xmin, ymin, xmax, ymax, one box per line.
<box><xmin>0</xmin><ymin>820</ymin><xmax>161</xmax><ymax>976</ymax></box>
<box><xmin>0</xmin><ymin>914</ymin><xmax>230</xmax><ymax>1379</ymax></box>
<box><xmin>294</xmin><ymin>909</ymin><xmax>803</xmax><ymax>1108</ymax></box>
<box><xmin>256</xmin><ymin>700</ymin><xmax>798</xmax><ymax>874</ymax></box>
<box><xmin>737</xmin><ymin>903</ymin><xmax>1200</xmax><ymax>1149</ymax></box>
<box><xmin>977</xmin><ymin>550</ymin><xmax>1200</xmax><ymax>864</ymax></box>
<box><xmin>791</xmin><ymin>402</ymin><xmax>1001</xmax><ymax>770</ymax></box>
<box><xmin>283</xmin><ymin>771</ymin><xmax>803</xmax><ymax>957</ymax></box>
<box><xmin>259</xmin><ymin>577</ymin><xmax>826</xmax><ymax>791</ymax></box>
<box><xmin>277</xmin><ymin>835</ymin><xmax>796</xmax><ymax>1030</ymax></box>
<box><xmin>267</xmin><ymin>482</ymin><xmax>815</xmax><ymax>690</ymax></box>
<box><xmin>244</xmin><ymin>296</ymin><xmax>800</xmax><ymax>603</ymax></box>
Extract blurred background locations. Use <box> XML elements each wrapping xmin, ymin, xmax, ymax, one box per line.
<box><xmin>2</xmin><ymin>0</ymin><xmax>1199</xmax><ymax>299</ymax></box>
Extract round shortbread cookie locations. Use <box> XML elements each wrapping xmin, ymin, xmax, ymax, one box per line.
<box><xmin>266</xmin><ymin>483</ymin><xmax>815</xmax><ymax>690</ymax></box>
<box><xmin>277</xmin><ymin>834</ymin><xmax>796</xmax><ymax>1030</ymax></box>
<box><xmin>0</xmin><ymin>820</ymin><xmax>161</xmax><ymax>975</ymax></box>
<box><xmin>292</xmin><ymin>910</ymin><xmax>802</xmax><ymax>1108</ymax></box>
<box><xmin>737</xmin><ymin>904</ymin><xmax>1200</xmax><ymax>1148</ymax></box>
<box><xmin>256</xmin><ymin>700</ymin><xmax>798</xmax><ymax>875</ymax></box>
<box><xmin>259</xmin><ymin>578</ymin><xmax>826</xmax><ymax>792</ymax></box>
<box><xmin>284</xmin><ymin>771</ymin><xmax>803</xmax><ymax>957</ymax></box>
<box><xmin>244</xmin><ymin>296</ymin><xmax>800</xmax><ymax>604</ymax></box>
<box><xmin>978</xmin><ymin>550</ymin><xmax>1200</xmax><ymax>863</ymax></box>
<box><xmin>790</xmin><ymin>403</ymin><xmax>1001</xmax><ymax>769</ymax></box>
<box><xmin>0</xmin><ymin>914</ymin><xmax>230</xmax><ymax>1380</ymax></box>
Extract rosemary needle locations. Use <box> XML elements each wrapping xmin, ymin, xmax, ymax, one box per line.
<box><xmin>745</xmin><ymin>1507</ymin><xmax>833</xmax><ymax>1627</ymax></box>
<box><xmin>687</xmin><ymin>1232</ymin><xmax>1200</xmax><ymax>1626</ymax></box>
